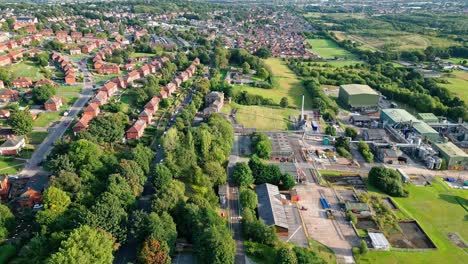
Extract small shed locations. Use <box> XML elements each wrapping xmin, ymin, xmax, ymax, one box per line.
<box><xmin>368</xmin><ymin>232</ymin><xmax>390</xmax><ymax>251</ymax></box>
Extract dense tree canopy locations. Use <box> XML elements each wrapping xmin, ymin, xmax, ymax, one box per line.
<box><xmin>368</xmin><ymin>166</ymin><xmax>408</xmax><ymax>197</ymax></box>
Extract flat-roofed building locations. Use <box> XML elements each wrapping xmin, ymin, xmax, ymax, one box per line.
<box><xmin>338</xmin><ymin>84</ymin><xmax>379</xmax><ymax>111</ymax></box>
<box><xmin>432</xmin><ymin>141</ymin><xmax>468</xmax><ymax>170</ymax></box>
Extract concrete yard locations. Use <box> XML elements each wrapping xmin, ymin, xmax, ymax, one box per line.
<box><xmin>295</xmin><ymin>182</ymin><xmax>359</xmax><ymax>264</ymax></box>
<box><xmin>281</xmin><ymin>201</ymin><xmax>309</xmax><ymax>248</ymax></box>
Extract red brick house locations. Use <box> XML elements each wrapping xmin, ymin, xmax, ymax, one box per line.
<box><xmin>0</xmin><ymin>175</ymin><xmax>10</xmax><ymax>201</ymax></box>
<box><xmin>18</xmin><ymin>187</ymin><xmax>43</xmax><ymax>208</ymax></box>
<box><xmin>71</xmin><ymin>31</ymin><xmax>83</xmax><ymax>39</ymax></box>
<box><xmin>165</xmin><ymin>83</ymin><xmax>176</xmax><ymax>95</ymax></box>
<box><xmin>160</xmin><ymin>90</ymin><xmax>168</xmax><ymax>99</ymax></box>
<box><xmin>56</xmin><ymin>31</ymin><xmax>68</xmax><ymax>38</ymax></box>
<box><xmin>73</xmin><ymin>114</ymin><xmax>93</xmax><ymax>133</ymax></box>
<box><xmin>0</xmin><ymin>89</ymin><xmax>19</xmax><ymax>102</ymax></box>
<box><xmin>84</xmin><ymin>102</ymin><xmax>100</xmax><ymax>117</ymax></box>
<box><xmin>125</xmin><ymin>62</ymin><xmax>135</xmax><ymax>71</ymax></box>
<box><xmin>97</xmin><ymin>64</ymin><xmax>120</xmax><ymax>75</ymax></box>
<box><xmin>65</xmin><ymin>74</ymin><xmax>76</xmax><ymax>85</ymax></box>
<box><xmin>0</xmin><ymin>55</ymin><xmax>11</xmax><ymax>66</ymax></box>
<box><xmin>102</xmin><ymin>81</ymin><xmax>118</xmax><ymax>97</ymax></box>
<box><xmin>28</xmin><ymin>48</ymin><xmax>42</xmax><ymax>58</ymax></box>
<box><xmin>40</xmin><ymin>29</ymin><xmax>54</xmax><ymax>36</ymax></box>
<box><xmin>8</xmin><ymin>50</ymin><xmax>23</xmax><ymax>61</ymax></box>
<box><xmin>0</xmin><ymin>109</ymin><xmax>11</xmax><ymax>119</ymax></box>
<box><xmin>91</xmin><ymin>91</ymin><xmax>108</xmax><ymax>105</ymax></box>
<box><xmin>81</xmin><ymin>43</ymin><xmax>97</xmax><ymax>53</ymax></box>
<box><xmin>113</xmin><ymin>77</ymin><xmax>127</xmax><ymax>89</ymax></box>
<box><xmin>12</xmin><ymin>77</ymin><xmax>32</xmax><ymax>88</ymax></box>
<box><xmin>138</xmin><ymin>110</ymin><xmax>153</xmax><ymax>124</ymax></box>
<box><xmin>126</xmin><ymin>70</ymin><xmax>140</xmax><ymax>83</ymax></box>
<box><xmin>6</xmin><ymin>41</ymin><xmax>17</xmax><ymax>50</ymax></box>
<box><xmin>69</xmin><ymin>47</ymin><xmax>81</xmax><ymax>55</ymax></box>
<box><xmin>144</xmin><ymin>96</ymin><xmax>160</xmax><ymax>113</ymax></box>
<box><xmin>126</xmin><ymin>120</ymin><xmax>147</xmax><ymax>140</ymax></box>
<box><xmin>0</xmin><ymin>136</ymin><xmax>26</xmax><ymax>156</ymax></box>
<box><xmin>44</xmin><ymin>96</ymin><xmax>62</xmax><ymax>111</ymax></box>
<box><xmin>35</xmin><ymin>79</ymin><xmax>57</xmax><ymax>88</ymax></box>
<box><xmin>193</xmin><ymin>57</ymin><xmax>200</xmax><ymax>65</ymax></box>
<box><xmin>139</xmin><ymin>65</ymin><xmax>151</xmax><ymax>78</ymax></box>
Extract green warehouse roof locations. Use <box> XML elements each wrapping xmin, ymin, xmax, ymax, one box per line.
<box><xmin>381</xmin><ymin>109</ymin><xmax>419</xmax><ymax>123</ymax></box>
<box><xmin>340</xmin><ymin>84</ymin><xmax>379</xmax><ymax>96</ymax></box>
<box><xmin>413</xmin><ymin>122</ymin><xmax>438</xmax><ymax>136</ymax></box>
<box><xmin>434</xmin><ymin>142</ymin><xmax>468</xmax><ymax>158</ymax></box>
<box><xmin>417</xmin><ymin>113</ymin><xmax>438</xmax><ymax>123</ymax></box>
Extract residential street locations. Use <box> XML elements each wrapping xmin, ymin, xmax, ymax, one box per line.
<box><xmin>19</xmin><ymin>58</ymin><xmax>94</xmax><ymax>178</ymax></box>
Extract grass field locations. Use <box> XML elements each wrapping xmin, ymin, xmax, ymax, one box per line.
<box><xmin>440</xmin><ymin>71</ymin><xmax>468</xmax><ymax>103</ymax></box>
<box><xmin>0</xmin><ymin>156</ymin><xmax>25</xmax><ymax>174</ymax></box>
<box><xmin>259</xmin><ymin>58</ymin><xmax>314</xmax><ymax>109</ymax></box>
<box><xmin>130</xmin><ymin>52</ymin><xmax>156</xmax><ymax>58</ymax></box>
<box><xmin>315</xmin><ymin>61</ymin><xmax>364</xmax><ymax>67</ymax></box>
<box><xmin>222</xmin><ymin>103</ymin><xmax>299</xmax><ymax>131</ymax></box>
<box><xmin>307</xmin><ymin>38</ymin><xmax>356</xmax><ymax>59</ymax></box>
<box><xmin>29</xmin><ymin>131</ymin><xmax>48</xmax><ymax>145</ymax></box>
<box><xmin>4</xmin><ymin>61</ymin><xmax>44</xmax><ymax>81</ymax></box>
<box><xmin>57</xmin><ymin>85</ymin><xmax>82</xmax><ymax>93</ymax></box>
<box><xmin>358</xmin><ymin>178</ymin><xmax>468</xmax><ymax>264</ymax></box>
<box><xmin>33</xmin><ymin>111</ymin><xmax>62</xmax><ymax>127</ymax></box>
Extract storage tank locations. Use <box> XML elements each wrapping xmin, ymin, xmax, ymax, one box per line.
<box><xmin>426</xmin><ymin>157</ymin><xmax>435</xmax><ymax>170</ymax></box>
<box><xmin>418</xmin><ymin>147</ymin><xmax>426</xmax><ymax>159</ymax></box>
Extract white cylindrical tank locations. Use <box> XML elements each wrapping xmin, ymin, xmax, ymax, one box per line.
<box><xmin>426</xmin><ymin>157</ymin><xmax>435</xmax><ymax>170</ymax></box>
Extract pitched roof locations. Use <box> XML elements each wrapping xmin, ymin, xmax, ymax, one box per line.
<box><xmin>0</xmin><ymin>136</ymin><xmax>24</xmax><ymax>148</ymax></box>
<box><xmin>255</xmin><ymin>183</ymin><xmax>288</xmax><ymax>229</ymax></box>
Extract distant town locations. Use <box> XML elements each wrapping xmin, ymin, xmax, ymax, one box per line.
<box><xmin>0</xmin><ymin>1</ymin><xmax>466</xmax><ymax>264</ymax></box>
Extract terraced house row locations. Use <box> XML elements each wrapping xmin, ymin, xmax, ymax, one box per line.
<box><xmin>126</xmin><ymin>57</ymin><xmax>200</xmax><ymax>140</ymax></box>
<box><xmin>51</xmin><ymin>52</ymin><xmax>76</xmax><ymax>85</ymax></box>
<box><xmin>73</xmin><ymin>56</ymin><xmax>172</xmax><ymax>134</ymax></box>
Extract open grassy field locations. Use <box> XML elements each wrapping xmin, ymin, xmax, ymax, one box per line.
<box><xmin>57</xmin><ymin>85</ymin><xmax>82</xmax><ymax>93</ymax></box>
<box><xmin>315</xmin><ymin>61</ymin><xmax>364</xmax><ymax>67</ymax></box>
<box><xmin>130</xmin><ymin>52</ymin><xmax>156</xmax><ymax>58</ymax></box>
<box><xmin>33</xmin><ymin>111</ymin><xmax>62</xmax><ymax>127</ymax></box>
<box><xmin>307</xmin><ymin>39</ymin><xmax>356</xmax><ymax>59</ymax></box>
<box><xmin>440</xmin><ymin>71</ymin><xmax>468</xmax><ymax>103</ymax></box>
<box><xmin>256</xmin><ymin>58</ymin><xmax>314</xmax><ymax>109</ymax></box>
<box><xmin>4</xmin><ymin>61</ymin><xmax>44</xmax><ymax>81</ymax></box>
<box><xmin>358</xmin><ymin>178</ymin><xmax>468</xmax><ymax>264</ymax></box>
<box><xmin>222</xmin><ymin>103</ymin><xmax>299</xmax><ymax>131</ymax></box>
<box><xmin>0</xmin><ymin>156</ymin><xmax>25</xmax><ymax>174</ymax></box>
<box><xmin>29</xmin><ymin>131</ymin><xmax>48</xmax><ymax>145</ymax></box>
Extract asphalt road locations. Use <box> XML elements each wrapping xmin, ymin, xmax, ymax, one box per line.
<box><xmin>19</xmin><ymin>58</ymin><xmax>94</xmax><ymax>178</ymax></box>
<box><xmin>227</xmin><ymin>134</ymin><xmax>246</xmax><ymax>264</ymax></box>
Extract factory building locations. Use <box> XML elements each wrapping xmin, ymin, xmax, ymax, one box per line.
<box><xmin>381</xmin><ymin>109</ymin><xmax>439</xmax><ymax>142</ymax></box>
<box><xmin>417</xmin><ymin>113</ymin><xmax>439</xmax><ymax>124</ymax></box>
<box><xmin>432</xmin><ymin>141</ymin><xmax>468</xmax><ymax>170</ymax></box>
<box><xmin>338</xmin><ymin>84</ymin><xmax>380</xmax><ymax>111</ymax></box>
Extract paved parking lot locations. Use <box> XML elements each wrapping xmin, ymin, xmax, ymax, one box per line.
<box><xmin>295</xmin><ymin>183</ymin><xmax>358</xmax><ymax>264</ymax></box>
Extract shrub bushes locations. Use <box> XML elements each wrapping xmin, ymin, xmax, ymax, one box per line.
<box><xmin>358</xmin><ymin>141</ymin><xmax>374</xmax><ymax>163</ymax></box>
<box><xmin>368</xmin><ymin>166</ymin><xmax>408</xmax><ymax>197</ymax></box>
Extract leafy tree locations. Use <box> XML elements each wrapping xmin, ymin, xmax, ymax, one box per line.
<box><xmin>68</xmin><ymin>139</ymin><xmax>102</xmax><ymax>171</ymax></box>
<box><xmin>239</xmin><ymin>188</ymin><xmax>258</xmax><ymax>210</ymax></box>
<box><xmin>293</xmin><ymin>247</ymin><xmax>326</xmax><ymax>264</ymax></box>
<box><xmin>0</xmin><ymin>68</ymin><xmax>12</xmax><ymax>85</ymax></box>
<box><xmin>256</xmin><ymin>67</ymin><xmax>270</xmax><ymax>80</ymax></box>
<box><xmin>242</xmin><ymin>62</ymin><xmax>251</xmax><ymax>74</ymax></box>
<box><xmin>203</xmin><ymin>161</ymin><xmax>227</xmax><ymax>186</ymax></box>
<box><xmin>107</xmin><ymin>174</ymin><xmax>136</xmax><ymax>208</ymax></box>
<box><xmin>242</xmin><ymin>208</ymin><xmax>277</xmax><ymax>246</ymax></box>
<box><xmin>194</xmin><ymin>225</ymin><xmax>235</xmax><ymax>264</ymax></box>
<box><xmin>0</xmin><ymin>204</ymin><xmax>15</xmax><ymax>240</ymax></box>
<box><xmin>358</xmin><ymin>141</ymin><xmax>374</xmax><ymax>163</ymax></box>
<box><xmin>251</xmin><ymin>133</ymin><xmax>272</xmax><ymax>159</ymax></box>
<box><xmin>78</xmin><ymin>114</ymin><xmax>126</xmax><ymax>144</ymax></box>
<box><xmin>36</xmin><ymin>187</ymin><xmax>71</xmax><ymax>226</ymax></box>
<box><xmin>85</xmin><ymin>192</ymin><xmax>128</xmax><ymax>242</ymax></box>
<box><xmin>368</xmin><ymin>166</ymin><xmax>408</xmax><ymax>197</ymax></box>
<box><xmin>47</xmin><ymin>225</ymin><xmax>115</xmax><ymax>264</ymax></box>
<box><xmin>359</xmin><ymin>240</ymin><xmax>368</xmax><ymax>254</ymax></box>
<box><xmin>335</xmin><ymin>136</ymin><xmax>350</xmax><ymax>150</ymax></box>
<box><xmin>280</xmin><ymin>97</ymin><xmax>289</xmax><ymax>108</ymax></box>
<box><xmin>345</xmin><ymin>127</ymin><xmax>358</xmax><ymax>140</ymax></box>
<box><xmin>9</xmin><ymin>109</ymin><xmax>33</xmax><ymax>136</ymax></box>
<box><xmin>138</xmin><ymin>239</ymin><xmax>171</xmax><ymax>264</ymax></box>
<box><xmin>153</xmin><ymin>164</ymin><xmax>172</xmax><ymax>190</ymax></box>
<box><xmin>130</xmin><ymin>144</ymin><xmax>154</xmax><ymax>174</ymax></box>
<box><xmin>277</xmin><ymin>246</ymin><xmax>298</xmax><ymax>264</ymax></box>
<box><xmin>50</xmin><ymin>171</ymin><xmax>81</xmax><ymax>198</ymax></box>
<box><xmin>254</xmin><ymin>47</ymin><xmax>272</xmax><ymax>59</ymax></box>
<box><xmin>119</xmin><ymin>159</ymin><xmax>146</xmax><ymax>196</ymax></box>
<box><xmin>152</xmin><ymin>180</ymin><xmax>185</xmax><ymax>214</ymax></box>
<box><xmin>325</xmin><ymin>125</ymin><xmax>337</xmax><ymax>136</ymax></box>
<box><xmin>232</xmin><ymin>162</ymin><xmax>254</xmax><ymax>187</ymax></box>
<box><xmin>280</xmin><ymin>173</ymin><xmax>295</xmax><ymax>190</ymax></box>
<box><xmin>147</xmin><ymin>212</ymin><xmax>177</xmax><ymax>252</ymax></box>
<box><xmin>46</xmin><ymin>154</ymin><xmax>75</xmax><ymax>174</ymax></box>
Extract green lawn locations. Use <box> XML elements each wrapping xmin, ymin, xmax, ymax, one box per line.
<box><xmin>315</xmin><ymin>61</ymin><xmax>364</xmax><ymax>67</ymax></box>
<box><xmin>223</xmin><ymin>103</ymin><xmax>299</xmax><ymax>131</ymax></box>
<box><xmin>244</xmin><ymin>58</ymin><xmax>313</xmax><ymax>109</ymax></box>
<box><xmin>57</xmin><ymin>85</ymin><xmax>82</xmax><ymax>93</ymax></box>
<box><xmin>307</xmin><ymin>38</ymin><xmax>357</xmax><ymax>59</ymax></box>
<box><xmin>440</xmin><ymin>71</ymin><xmax>468</xmax><ymax>103</ymax></box>
<box><xmin>130</xmin><ymin>52</ymin><xmax>156</xmax><ymax>58</ymax></box>
<box><xmin>0</xmin><ymin>156</ymin><xmax>25</xmax><ymax>174</ymax></box>
<box><xmin>29</xmin><ymin>131</ymin><xmax>48</xmax><ymax>145</ymax></box>
<box><xmin>358</xmin><ymin>178</ymin><xmax>468</xmax><ymax>264</ymax></box>
<box><xmin>33</xmin><ymin>111</ymin><xmax>62</xmax><ymax>127</ymax></box>
<box><xmin>4</xmin><ymin>61</ymin><xmax>44</xmax><ymax>81</ymax></box>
